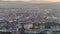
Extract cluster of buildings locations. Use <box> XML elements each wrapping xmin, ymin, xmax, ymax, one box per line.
<box><xmin>0</xmin><ymin>8</ymin><xmax>60</xmax><ymax>34</ymax></box>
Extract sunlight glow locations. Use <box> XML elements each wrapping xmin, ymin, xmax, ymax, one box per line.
<box><xmin>1</xmin><ymin>0</ymin><xmax>60</xmax><ymax>3</ymax></box>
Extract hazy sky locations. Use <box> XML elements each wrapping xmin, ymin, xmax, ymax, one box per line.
<box><xmin>1</xmin><ymin>0</ymin><xmax>60</xmax><ymax>3</ymax></box>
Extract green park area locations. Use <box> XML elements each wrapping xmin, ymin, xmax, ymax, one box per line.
<box><xmin>0</xmin><ymin>32</ymin><xmax>12</xmax><ymax>34</ymax></box>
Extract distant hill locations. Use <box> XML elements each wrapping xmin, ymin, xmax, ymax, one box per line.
<box><xmin>0</xmin><ymin>1</ymin><xmax>60</xmax><ymax>8</ymax></box>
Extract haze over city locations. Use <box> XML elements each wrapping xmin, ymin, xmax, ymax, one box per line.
<box><xmin>1</xmin><ymin>0</ymin><xmax>60</xmax><ymax>3</ymax></box>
